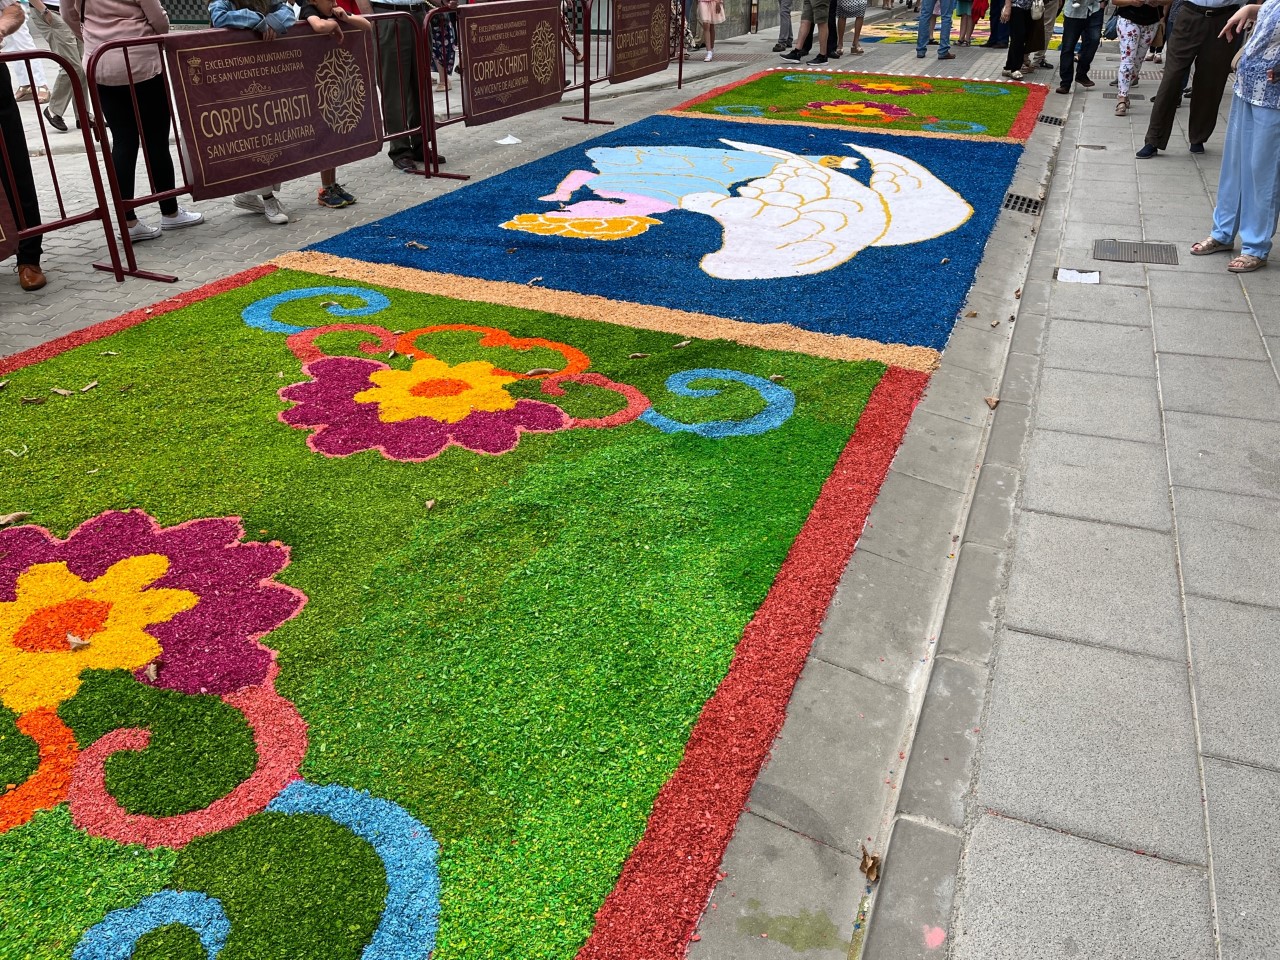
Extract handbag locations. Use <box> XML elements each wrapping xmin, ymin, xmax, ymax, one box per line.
<box><xmin>1030</xmin><ymin>0</ymin><xmax>1044</xmax><ymax>19</ymax></box>
<box><xmin>1103</xmin><ymin>12</ymin><xmax>1117</xmax><ymax>37</ymax></box>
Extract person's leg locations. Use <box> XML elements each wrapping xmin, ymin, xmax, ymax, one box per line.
<box><xmin>1004</xmin><ymin>6</ymin><xmax>1028</xmax><ymax>70</ymax></box>
<box><xmin>824</xmin><ymin>0</ymin><xmax>837</xmax><ymax>54</ymax></box>
<box><xmin>852</xmin><ymin>12</ymin><xmax>864</xmax><ymax>47</ymax></box>
<box><xmin>794</xmin><ymin>0</ymin><xmax>816</xmax><ymax>52</ymax></box>
<box><xmin>815</xmin><ymin>0</ymin><xmax>831</xmax><ymax>56</ymax></box>
<box><xmin>778</xmin><ymin>0</ymin><xmax>794</xmax><ymax>46</ymax></box>
<box><xmin>938</xmin><ymin>0</ymin><xmax>955</xmax><ymax>54</ymax></box>
<box><xmin>1209</xmin><ymin>94</ymin><xmax>1246</xmax><ymax>247</ymax></box>
<box><xmin>0</xmin><ymin>63</ymin><xmax>41</xmax><ymax>267</ymax></box>
<box><xmin>96</xmin><ymin>82</ymin><xmax>142</xmax><ymax>222</ymax></box>
<box><xmin>992</xmin><ymin>0</ymin><xmax>1009</xmax><ymax>42</ymax></box>
<box><xmin>1143</xmin><ymin>9</ymin><xmax>1202</xmax><ymax>149</ymax></box>
<box><xmin>1237</xmin><ymin>99</ymin><xmax>1280</xmax><ymax>260</ymax></box>
<box><xmin>376</xmin><ymin>14</ymin><xmax>421</xmax><ymax>165</ymax></box>
<box><xmin>1185</xmin><ymin>21</ymin><xmax>1238</xmax><ymax>147</ymax></box>
<box><xmin>127</xmin><ymin>75</ymin><xmax>178</xmax><ymax>216</ymax></box>
<box><xmin>1058</xmin><ymin>15</ymin><xmax>1082</xmax><ymax>87</ymax></box>
<box><xmin>1076</xmin><ymin>7</ymin><xmax>1103</xmax><ymax>81</ymax></box>
<box><xmin>916</xmin><ymin>0</ymin><xmax>934</xmax><ymax>53</ymax></box>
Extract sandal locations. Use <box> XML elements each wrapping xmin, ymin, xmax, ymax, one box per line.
<box><xmin>36</xmin><ymin>86</ymin><xmax>50</xmax><ymax>104</ymax></box>
<box><xmin>851</xmin><ymin>44</ymin><xmax>864</xmax><ymax>53</ymax></box>
<box><xmin>1190</xmin><ymin>236</ymin><xmax>1232</xmax><ymax>256</ymax></box>
<box><xmin>1228</xmin><ymin>254</ymin><xmax>1267</xmax><ymax>273</ymax></box>
<box><xmin>1115</xmin><ymin>96</ymin><xmax>1128</xmax><ymax>116</ymax></box>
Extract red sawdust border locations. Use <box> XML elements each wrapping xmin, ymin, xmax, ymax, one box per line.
<box><xmin>578</xmin><ymin>364</ymin><xmax>929</xmax><ymax>960</ymax></box>
<box><xmin>0</xmin><ymin>265</ymin><xmax>278</xmax><ymax>376</ymax></box>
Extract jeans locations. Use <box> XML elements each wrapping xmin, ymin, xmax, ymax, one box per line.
<box><xmin>0</xmin><ymin>63</ymin><xmax>42</xmax><ymax>265</ymax></box>
<box><xmin>1058</xmin><ymin>8</ymin><xmax>1103</xmax><ymax>87</ymax></box>
<box><xmin>987</xmin><ymin>0</ymin><xmax>1009</xmax><ymax>43</ymax></box>
<box><xmin>1212</xmin><ymin>95</ymin><xmax>1280</xmax><ymax>259</ymax></box>
<box><xmin>778</xmin><ymin>0</ymin><xmax>794</xmax><ymax>44</ymax></box>
<box><xmin>97</xmin><ymin>75</ymin><xmax>179</xmax><ymax>222</ymax></box>
<box><xmin>918</xmin><ymin>0</ymin><xmax>957</xmax><ymax>54</ymax></box>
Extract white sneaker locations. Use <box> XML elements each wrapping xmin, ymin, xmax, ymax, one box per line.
<box><xmin>262</xmin><ymin>195</ymin><xmax>290</xmax><ymax>225</ymax></box>
<box><xmin>160</xmin><ymin>208</ymin><xmax>203</xmax><ymax>230</ymax></box>
<box><xmin>1001</xmin><ymin>68</ymin><xmax>1024</xmax><ymax>79</ymax></box>
<box><xmin>233</xmin><ymin>193</ymin><xmax>266</xmax><ymax>213</ymax></box>
<box><xmin>128</xmin><ymin>220</ymin><xmax>162</xmax><ymax>242</ymax></box>
<box><xmin>704</xmin><ymin>50</ymin><xmax>713</xmax><ymax>61</ymax></box>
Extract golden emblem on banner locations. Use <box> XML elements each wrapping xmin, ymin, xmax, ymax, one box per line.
<box><xmin>650</xmin><ymin>4</ymin><xmax>668</xmax><ymax>55</ymax></box>
<box><xmin>314</xmin><ymin>48</ymin><xmax>367</xmax><ymax>134</ymax></box>
<box><xmin>186</xmin><ymin>55</ymin><xmax>204</xmax><ymax>85</ymax></box>
<box><xmin>531</xmin><ymin>19</ymin><xmax>557</xmax><ymax>85</ymax></box>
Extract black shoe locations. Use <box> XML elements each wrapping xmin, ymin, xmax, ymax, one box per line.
<box><xmin>1077</xmin><ymin>76</ymin><xmax>1095</xmax><ymax>87</ymax></box>
<box><xmin>1190</xmin><ymin>142</ymin><xmax>1205</xmax><ymax>154</ymax></box>
<box><xmin>981</xmin><ymin>39</ymin><xmax>999</xmax><ymax>45</ymax></box>
<box><xmin>43</xmin><ymin>107</ymin><xmax>67</xmax><ymax>132</ymax></box>
<box><xmin>807</xmin><ymin>54</ymin><xmax>829</xmax><ymax>64</ymax></box>
<box><xmin>780</xmin><ymin>49</ymin><xmax>803</xmax><ymax>60</ymax></box>
<box><xmin>1057</xmin><ymin>84</ymin><xmax>1070</xmax><ymax>94</ymax></box>
<box><xmin>772</xmin><ymin>41</ymin><xmax>788</xmax><ymax>51</ymax></box>
<box><xmin>1136</xmin><ymin>144</ymin><xmax>1159</xmax><ymax>159</ymax></box>
<box><xmin>928</xmin><ymin>37</ymin><xmax>939</xmax><ymax>43</ymax></box>
<box><xmin>393</xmin><ymin>155</ymin><xmax>421</xmax><ymax>173</ymax></box>
<box><xmin>1041</xmin><ymin>60</ymin><xmax>1055</xmax><ymax>68</ymax></box>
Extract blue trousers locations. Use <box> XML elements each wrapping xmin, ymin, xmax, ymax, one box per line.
<box><xmin>1212</xmin><ymin>95</ymin><xmax>1280</xmax><ymax>260</ymax></box>
<box><xmin>917</xmin><ymin>0</ymin><xmax>957</xmax><ymax>55</ymax></box>
<box><xmin>1058</xmin><ymin>8</ymin><xmax>1103</xmax><ymax>88</ymax></box>
<box><xmin>988</xmin><ymin>0</ymin><xmax>1009</xmax><ymax>43</ymax></box>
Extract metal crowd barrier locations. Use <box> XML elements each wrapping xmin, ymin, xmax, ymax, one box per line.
<box><xmin>0</xmin><ymin>49</ymin><xmax>124</xmax><ymax>281</ymax></box>
<box><xmin>83</xmin><ymin>12</ymin><xmax>431</xmax><ymax>283</ymax></box>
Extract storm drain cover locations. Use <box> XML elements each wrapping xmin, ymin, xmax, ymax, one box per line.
<box><xmin>1038</xmin><ymin>114</ymin><xmax>1066</xmax><ymax>126</ymax></box>
<box><xmin>1003</xmin><ymin>193</ymin><xmax>1043</xmax><ymax>216</ymax></box>
<box><xmin>1103</xmin><ymin>92</ymin><xmax>1146</xmax><ymax>100</ymax></box>
<box><xmin>1093</xmin><ymin>240</ymin><xmax>1179</xmax><ymax>265</ymax></box>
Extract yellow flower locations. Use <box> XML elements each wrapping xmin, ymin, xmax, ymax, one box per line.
<box><xmin>0</xmin><ymin>556</ymin><xmax>199</xmax><ymax>713</ymax></box>
<box><xmin>501</xmin><ymin>213</ymin><xmax>662</xmax><ymax>241</ymax></box>
<box><xmin>354</xmin><ymin>357</ymin><xmax>522</xmax><ymax>424</ymax></box>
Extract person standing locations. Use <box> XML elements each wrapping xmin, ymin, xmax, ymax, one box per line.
<box><xmin>779</xmin><ymin>0</ymin><xmax>833</xmax><ymax>63</ymax></box>
<box><xmin>0</xmin><ymin>0</ymin><xmax>45</xmax><ymax>289</ymax></box>
<box><xmin>1057</xmin><ymin>0</ymin><xmax>1104</xmax><ymax>90</ymax></box>
<box><xmin>1136</xmin><ymin>0</ymin><xmax>1241</xmax><ymax>156</ymax></box>
<box><xmin>985</xmin><ymin>0</ymin><xmax>1010</xmax><ymax>44</ymax></box>
<box><xmin>1000</xmin><ymin>0</ymin><xmax>1033</xmax><ymax>76</ymax></box>
<box><xmin>26</xmin><ymin>0</ymin><xmax>84</xmax><ymax>131</ymax></box>
<box><xmin>1114</xmin><ymin>0</ymin><xmax>1167</xmax><ymax>114</ymax></box>
<box><xmin>699</xmin><ymin>0</ymin><xmax>724</xmax><ymax>58</ymax></box>
<box><xmin>355</xmin><ymin>0</ymin><xmax>430</xmax><ymax>172</ymax></box>
<box><xmin>774</xmin><ymin>0</ymin><xmax>794</xmax><ymax>50</ymax></box>
<box><xmin>7</xmin><ymin>2</ymin><xmax>49</xmax><ymax>102</ymax></box>
<box><xmin>1026</xmin><ymin>0</ymin><xmax>1061</xmax><ymax>69</ymax></box>
<box><xmin>63</xmin><ymin>0</ymin><xmax>204</xmax><ymax>241</ymax></box>
<box><xmin>1190</xmin><ymin>0</ymin><xmax>1280</xmax><ymax>271</ymax></box>
<box><xmin>918</xmin><ymin>0</ymin><xmax>958</xmax><ymax>57</ymax></box>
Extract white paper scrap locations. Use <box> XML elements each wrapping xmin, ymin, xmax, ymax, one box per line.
<box><xmin>495</xmin><ymin>135</ymin><xmax>522</xmax><ymax>145</ymax></box>
<box><xmin>1056</xmin><ymin>268</ymin><xmax>1100</xmax><ymax>284</ymax></box>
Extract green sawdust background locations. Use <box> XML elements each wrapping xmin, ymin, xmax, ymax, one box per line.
<box><xmin>680</xmin><ymin>71</ymin><xmax>1032</xmax><ymax>137</ymax></box>
<box><xmin>0</xmin><ymin>268</ymin><xmax>883</xmax><ymax>960</ymax></box>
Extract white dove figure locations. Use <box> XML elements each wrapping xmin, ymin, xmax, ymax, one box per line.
<box><xmin>679</xmin><ymin>139</ymin><xmax>972</xmax><ymax>280</ymax></box>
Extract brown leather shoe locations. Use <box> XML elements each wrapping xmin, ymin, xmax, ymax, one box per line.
<box><xmin>18</xmin><ymin>264</ymin><xmax>47</xmax><ymax>291</ymax></box>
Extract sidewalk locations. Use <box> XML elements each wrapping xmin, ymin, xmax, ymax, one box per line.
<box><xmin>866</xmin><ymin>52</ymin><xmax>1280</xmax><ymax>960</ymax></box>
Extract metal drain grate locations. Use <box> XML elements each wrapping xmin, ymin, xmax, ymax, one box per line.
<box><xmin>1003</xmin><ymin>192</ymin><xmax>1043</xmax><ymax>216</ymax></box>
<box><xmin>1103</xmin><ymin>92</ymin><xmax>1146</xmax><ymax>100</ymax></box>
<box><xmin>1093</xmin><ymin>240</ymin><xmax>1179</xmax><ymax>265</ymax></box>
<box><xmin>1078</xmin><ymin>144</ymin><xmax>1108</xmax><ymax>150</ymax></box>
<box><xmin>1037</xmin><ymin>114</ymin><xmax>1066</xmax><ymax>126</ymax></box>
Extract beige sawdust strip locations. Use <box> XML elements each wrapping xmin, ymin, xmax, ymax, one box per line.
<box><xmin>272</xmin><ymin>251</ymin><xmax>941</xmax><ymax>373</ymax></box>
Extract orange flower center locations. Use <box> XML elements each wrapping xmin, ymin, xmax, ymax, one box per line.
<box><xmin>409</xmin><ymin>377</ymin><xmax>473</xmax><ymax>399</ymax></box>
<box><xmin>14</xmin><ymin>598</ymin><xmax>113</xmax><ymax>653</ymax></box>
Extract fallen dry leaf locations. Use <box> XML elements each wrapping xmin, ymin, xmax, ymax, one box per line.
<box><xmin>768</xmin><ymin>374</ymin><xmax>785</xmax><ymax>383</ymax></box>
<box><xmin>505</xmin><ymin>248</ymin><xmax>517</xmax><ymax>254</ymax></box>
<box><xmin>21</xmin><ymin>397</ymin><xmax>45</xmax><ymax>405</ymax></box>
<box><xmin>1014</xmin><ymin>287</ymin><xmax>1022</xmax><ymax>299</ymax></box>
<box><xmin>985</xmin><ymin>396</ymin><xmax>1000</xmax><ymax>409</ymax></box>
<box><xmin>425</xmin><ymin>499</ymin><xmax>437</xmax><ymax>510</ymax></box>
<box><xmin>628</xmin><ymin>353</ymin><xmax>650</xmax><ymax>359</ymax></box>
<box><xmin>990</xmin><ymin>318</ymin><xmax>1000</xmax><ymax>327</ymax></box>
<box><xmin>965</xmin><ymin>311</ymin><xmax>978</xmax><ymax>318</ymax></box>
<box><xmin>526</xmin><ymin>367</ymin><xmax>557</xmax><ymax>376</ymax></box>
<box><xmin>405</xmin><ymin>240</ymin><xmax>429</xmax><ymax>250</ymax></box>
<box><xmin>319</xmin><ymin>300</ymin><xmax>340</xmax><ymax>307</ymax></box>
<box><xmin>526</xmin><ymin>276</ymin><xmax>543</xmax><ymax>286</ymax></box>
<box><xmin>81</xmin><ymin>381</ymin><xmax>99</xmax><ymax>393</ymax></box>
<box><xmin>673</xmin><ymin>340</ymin><xmax>692</xmax><ymax>349</ymax></box>
<box><xmin>940</xmin><ymin>257</ymin><xmax>951</xmax><ymax>265</ymax></box>
<box><xmin>67</xmin><ymin>634</ymin><xmax>91</xmax><ymax>651</ymax></box>
<box><xmin>0</xmin><ymin>512</ymin><xmax>32</xmax><ymax>527</ymax></box>
<box><xmin>144</xmin><ymin>663</ymin><xmax>158</xmax><ymax>682</ymax></box>
<box><xmin>0</xmin><ymin>380</ymin><xmax>8</xmax><ymax>390</ymax></box>
<box><xmin>860</xmin><ymin>844</ymin><xmax>881</xmax><ymax>883</ymax></box>
<box><xmin>100</xmin><ymin>351</ymin><xmax>119</xmax><ymax>356</ymax></box>
<box><xmin>51</xmin><ymin>388</ymin><xmax>74</xmax><ymax>397</ymax></box>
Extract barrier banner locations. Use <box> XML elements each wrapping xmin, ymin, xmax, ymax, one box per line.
<box><xmin>609</xmin><ymin>0</ymin><xmax>669</xmax><ymax>84</ymax></box>
<box><xmin>0</xmin><ymin>186</ymin><xmax>16</xmax><ymax>264</ymax></box>
<box><xmin>164</xmin><ymin>26</ymin><xmax>383</xmax><ymax>201</ymax></box>
<box><xmin>457</xmin><ymin>0</ymin><xmax>564</xmax><ymax>126</ymax></box>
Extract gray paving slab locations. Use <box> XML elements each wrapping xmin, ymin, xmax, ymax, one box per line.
<box><xmin>1157</xmin><ymin>354</ymin><xmax>1280</xmax><ymax>422</ymax></box>
<box><xmin>914</xmin><ymin>360</ymin><xmax>999</xmax><ymax>428</ymax></box>
<box><xmin>1164</xmin><ymin>412</ymin><xmax>1280</xmax><ymax>502</ymax></box>
<box><xmin>1148</xmin><ymin>270</ymin><xmax>1253</xmax><ymax>313</ymax></box>
<box><xmin>1187</xmin><ymin>597</ymin><xmax>1280</xmax><ymax>770</ymax></box>
<box><xmin>952</xmin><ymin>814</ymin><xmax>1214</xmax><ymax>960</ymax></box>
<box><xmin>1047</xmin><ymin>279</ymin><xmax>1151</xmax><ymax>324</ymax></box>
<box><xmin>688</xmin><ymin>811</ymin><xmax>862</xmax><ymax>960</ymax></box>
<box><xmin>983</xmin><ymin>400</ymin><xmax>1032</xmax><ymax>469</ymax></box>
<box><xmin>1008</xmin><ymin>305</ymin><xmax>1047</xmax><ymax>356</ymax></box>
<box><xmin>962</xmin><ymin>464</ymin><xmax>1019</xmax><ymax>551</ymax></box>
<box><xmin>1005</xmin><ymin>511</ymin><xmax>1184</xmax><ymax>659</ymax></box>
<box><xmin>1022</xmin><ymin>429</ymin><xmax>1172</xmax><ymax>531</ymax></box>
<box><xmin>1043</xmin><ymin>318</ymin><xmax>1155</xmax><ymax>377</ymax></box>
<box><xmin>1153</xmin><ymin>306</ymin><xmax>1271</xmax><ymax>361</ymax></box>
<box><xmin>896</xmin><ymin>656</ymin><xmax>986</xmax><ymax>827</ymax></box>
<box><xmin>855</xmin><ymin>471</ymin><xmax>965</xmax><ymax>579</ymax></box>
<box><xmin>977</xmin><ymin>631</ymin><xmax>1206</xmax><ymax>863</ymax></box>
<box><xmin>812</xmin><ymin>550</ymin><xmax>942</xmax><ymax>692</ymax></box>
<box><xmin>747</xmin><ymin>657</ymin><xmax>908</xmax><ymax>857</ymax></box>
<box><xmin>890</xmin><ymin>410</ymin><xmax>984</xmax><ymax>493</ymax></box>
<box><xmin>939</xmin><ymin>323</ymin><xmax>1009</xmax><ymax>379</ymax></box>
<box><xmin>997</xmin><ymin>350</ymin><xmax>1039</xmax><ymax>406</ymax></box>
<box><xmin>860</xmin><ymin>819</ymin><xmax>962</xmax><ymax>960</ymax></box>
<box><xmin>1175</xmin><ymin>486</ymin><xmax>1280</xmax><ymax>609</ymax></box>
<box><xmin>1034</xmin><ymin>367</ymin><xmax>1163</xmax><ymax>444</ymax></box>
<box><xmin>937</xmin><ymin>542</ymin><xmax>1003</xmax><ymax>665</ymax></box>
<box><xmin>1202</xmin><ymin>758</ymin><xmax>1280</xmax><ymax>960</ymax></box>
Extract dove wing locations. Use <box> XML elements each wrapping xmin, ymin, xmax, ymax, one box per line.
<box><xmin>678</xmin><ymin>140</ymin><xmax>890</xmax><ymax>280</ymax></box>
<box><xmin>848</xmin><ymin>144</ymin><xmax>974</xmax><ymax>247</ymax></box>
